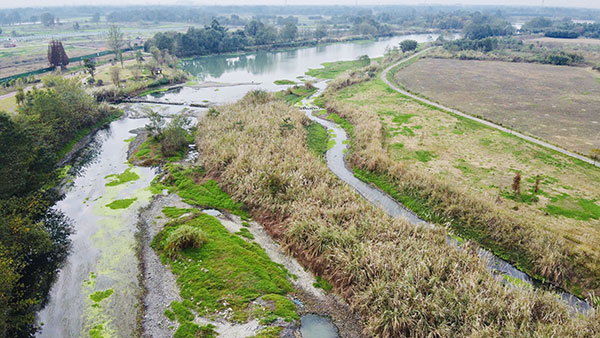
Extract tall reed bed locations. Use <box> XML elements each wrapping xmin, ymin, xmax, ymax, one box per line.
<box><xmin>322</xmin><ymin>68</ymin><xmax>600</xmax><ymax>299</ymax></box>
<box><xmin>195</xmin><ymin>91</ymin><xmax>598</xmax><ymax>337</ymax></box>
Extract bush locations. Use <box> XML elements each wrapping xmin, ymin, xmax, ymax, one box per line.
<box><xmin>165</xmin><ymin>225</ymin><xmax>207</xmax><ymax>258</ymax></box>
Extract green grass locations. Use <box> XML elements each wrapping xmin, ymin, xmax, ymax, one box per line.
<box><xmin>163</xmin><ymin>207</ymin><xmax>196</xmax><ymax>218</ymax></box>
<box><xmin>305</xmin><ymin>122</ymin><xmax>329</xmax><ymax>157</ymax></box>
<box><xmin>105</xmin><ymin>198</ymin><xmax>137</xmax><ymax>209</ymax></box>
<box><xmin>391</xmin><ymin>113</ymin><xmax>414</xmax><ymax>125</ymax></box>
<box><xmin>415</xmin><ymin>150</ymin><xmax>436</xmax><ymax>162</ymax></box>
<box><xmin>312</xmin><ymin>275</ymin><xmax>333</xmax><ymax>292</ymax></box>
<box><xmin>235</xmin><ymin>227</ymin><xmax>255</xmax><ymax>240</ymax></box>
<box><xmin>152</xmin><ymin>213</ymin><xmax>295</xmax><ymax>323</ymax></box>
<box><xmin>274</xmin><ymin>79</ymin><xmax>296</xmax><ymax>85</ymax></box>
<box><xmin>249</xmin><ymin>327</ymin><xmax>283</xmax><ymax>338</ymax></box>
<box><xmin>159</xmin><ymin>166</ymin><xmax>248</xmax><ymax>217</ymax></box>
<box><xmin>260</xmin><ymin>294</ymin><xmax>299</xmax><ymax>322</ymax></box>
<box><xmin>327</xmin><ymin>113</ymin><xmax>354</xmax><ymax>137</ymax></box>
<box><xmin>306</xmin><ymin>59</ymin><xmax>370</xmax><ymax>79</ymax></box>
<box><xmin>89</xmin><ymin>289</ymin><xmax>114</xmax><ymax>303</ymax></box>
<box><xmin>501</xmin><ymin>190</ymin><xmax>540</xmax><ymax>205</ymax></box>
<box><xmin>105</xmin><ymin>167</ymin><xmax>140</xmax><ymax>186</ymax></box>
<box><xmin>164</xmin><ymin>309</ymin><xmax>176</xmax><ymax>321</ymax></box>
<box><xmin>276</xmin><ymin>85</ymin><xmax>317</xmax><ymax>105</ymax></box>
<box><xmin>544</xmin><ymin>195</ymin><xmax>600</xmax><ymax>220</ymax></box>
<box><xmin>503</xmin><ymin>274</ymin><xmax>533</xmax><ymax>289</ymax></box>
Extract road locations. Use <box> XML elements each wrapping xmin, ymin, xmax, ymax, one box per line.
<box><xmin>381</xmin><ymin>49</ymin><xmax>600</xmax><ymax>168</ymax></box>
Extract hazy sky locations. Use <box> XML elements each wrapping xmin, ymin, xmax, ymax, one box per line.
<box><xmin>1</xmin><ymin>0</ymin><xmax>599</xmax><ymax>10</ymax></box>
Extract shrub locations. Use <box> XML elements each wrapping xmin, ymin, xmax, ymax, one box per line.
<box><xmin>165</xmin><ymin>225</ymin><xmax>207</xmax><ymax>258</ymax></box>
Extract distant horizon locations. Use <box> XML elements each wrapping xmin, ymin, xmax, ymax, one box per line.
<box><xmin>1</xmin><ymin>1</ymin><xmax>600</xmax><ymax>11</ymax></box>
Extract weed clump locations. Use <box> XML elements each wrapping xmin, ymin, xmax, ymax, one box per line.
<box><xmin>165</xmin><ymin>225</ymin><xmax>207</xmax><ymax>258</ymax></box>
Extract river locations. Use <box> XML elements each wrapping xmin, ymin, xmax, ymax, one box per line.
<box><xmin>37</xmin><ymin>34</ymin><xmax>440</xmax><ymax>337</ymax></box>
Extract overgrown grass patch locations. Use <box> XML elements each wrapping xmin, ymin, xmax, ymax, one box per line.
<box><xmin>545</xmin><ymin>195</ymin><xmax>600</xmax><ymax>221</ymax></box>
<box><xmin>162</xmin><ymin>206</ymin><xmax>196</xmax><ymax>218</ymax></box>
<box><xmin>152</xmin><ymin>213</ymin><xmax>295</xmax><ymax>323</ymax></box>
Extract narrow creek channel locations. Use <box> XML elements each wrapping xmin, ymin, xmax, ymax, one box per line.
<box><xmin>301</xmin><ymin>84</ymin><xmax>593</xmax><ymax>315</ymax></box>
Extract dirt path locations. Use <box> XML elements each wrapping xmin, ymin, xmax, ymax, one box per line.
<box><xmin>381</xmin><ymin>49</ymin><xmax>600</xmax><ymax>168</ymax></box>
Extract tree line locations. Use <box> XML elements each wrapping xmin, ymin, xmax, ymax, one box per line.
<box><xmin>0</xmin><ymin>77</ymin><xmax>116</xmax><ymax>337</ymax></box>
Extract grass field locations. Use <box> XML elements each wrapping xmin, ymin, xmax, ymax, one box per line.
<box><xmin>393</xmin><ymin>58</ymin><xmax>600</xmax><ymax>155</ymax></box>
<box><xmin>326</xmin><ymin>65</ymin><xmax>600</xmax><ymax>296</ymax></box>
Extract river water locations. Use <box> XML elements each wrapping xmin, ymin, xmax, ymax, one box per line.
<box><xmin>37</xmin><ymin>34</ymin><xmax>440</xmax><ymax>337</ymax></box>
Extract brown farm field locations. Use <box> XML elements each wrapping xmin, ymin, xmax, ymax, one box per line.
<box><xmin>393</xmin><ymin>58</ymin><xmax>600</xmax><ymax>155</ymax></box>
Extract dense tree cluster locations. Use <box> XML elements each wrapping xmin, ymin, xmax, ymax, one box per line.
<box><xmin>522</xmin><ymin>17</ymin><xmax>600</xmax><ymax>39</ymax></box>
<box><xmin>145</xmin><ymin>19</ymin><xmax>309</xmax><ymax>57</ymax></box>
<box><xmin>0</xmin><ymin>77</ymin><xmax>113</xmax><ymax>336</ymax></box>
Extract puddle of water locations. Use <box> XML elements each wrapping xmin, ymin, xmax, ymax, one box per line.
<box><xmin>300</xmin><ymin>314</ymin><xmax>338</xmax><ymax>338</ymax></box>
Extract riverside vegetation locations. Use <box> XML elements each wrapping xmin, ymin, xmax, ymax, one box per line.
<box><xmin>316</xmin><ymin>50</ymin><xmax>600</xmax><ymax>300</ymax></box>
<box><xmin>0</xmin><ymin>76</ymin><xmax>120</xmax><ymax>336</ymax></box>
<box><xmin>191</xmin><ymin>90</ymin><xmax>599</xmax><ymax>336</ymax></box>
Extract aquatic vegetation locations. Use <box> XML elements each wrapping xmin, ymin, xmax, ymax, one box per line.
<box><xmin>105</xmin><ymin>197</ymin><xmax>137</xmax><ymax>209</ymax></box>
<box><xmin>105</xmin><ymin>167</ymin><xmax>140</xmax><ymax>186</ymax></box>
<box><xmin>89</xmin><ymin>289</ymin><xmax>114</xmax><ymax>303</ymax></box>
<box><xmin>305</xmin><ymin>122</ymin><xmax>328</xmax><ymax>157</ymax></box>
<box><xmin>274</xmin><ymin>79</ymin><xmax>296</xmax><ymax>85</ymax></box>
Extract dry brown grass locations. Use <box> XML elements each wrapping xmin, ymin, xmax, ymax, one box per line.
<box><xmin>394</xmin><ymin>58</ymin><xmax>600</xmax><ymax>155</ymax></box>
<box><xmin>195</xmin><ymin>92</ymin><xmax>599</xmax><ymax>337</ymax></box>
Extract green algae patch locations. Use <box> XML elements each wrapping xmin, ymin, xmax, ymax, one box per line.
<box><xmin>152</xmin><ymin>213</ymin><xmax>295</xmax><ymax>323</ymax></box>
<box><xmin>106</xmin><ymin>198</ymin><xmax>138</xmax><ymax>210</ymax></box>
<box><xmin>312</xmin><ymin>276</ymin><xmax>333</xmax><ymax>292</ymax></box>
<box><xmin>124</xmin><ymin>136</ymin><xmax>136</xmax><ymax>143</ymax></box>
<box><xmin>90</xmin><ymin>289</ymin><xmax>114</xmax><ymax>303</ymax></box>
<box><xmin>502</xmin><ymin>274</ymin><xmax>533</xmax><ymax>289</ymax></box>
<box><xmin>105</xmin><ymin>167</ymin><xmax>140</xmax><ymax>186</ymax></box>
<box><xmin>90</xmin><ymin>324</ymin><xmax>107</xmax><ymax>338</ymax></box>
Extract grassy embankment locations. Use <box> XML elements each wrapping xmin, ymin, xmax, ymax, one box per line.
<box><xmin>315</xmin><ymin>56</ymin><xmax>600</xmax><ymax>299</ymax></box>
<box><xmin>192</xmin><ymin>90</ymin><xmax>599</xmax><ymax>336</ymax></box>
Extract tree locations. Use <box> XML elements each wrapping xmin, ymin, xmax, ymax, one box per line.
<box><xmin>160</xmin><ymin>115</ymin><xmax>191</xmax><ymax>156</ymax></box>
<box><xmin>73</xmin><ymin>22</ymin><xmax>80</xmax><ymax>31</ymax></box>
<box><xmin>280</xmin><ymin>22</ymin><xmax>298</xmax><ymax>42</ymax></box>
<box><xmin>40</xmin><ymin>13</ymin><xmax>55</xmax><ymax>27</ymax></box>
<box><xmin>512</xmin><ymin>173</ymin><xmax>521</xmax><ymax>196</ymax></box>
<box><xmin>358</xmin><ymin>55</ymin><xmax>370</xmax><ymax>66</ymax></box>
<box><xmin>314</xmin><ymin>25</ymin><xmax>327</xmax><ymax>41</ymax></box>
<box><xmin>83</xmin><ymin>58</ymin><xmax>96</xmax><ymax>79</ymax></box>
<box><xmin>145</xmin><ymin>110</ymin><xmax>165</xmax><ymax>137</ymax></box>
<box><xmin>109</xmin><ymin>67</ymin><xmax>121</xmax><ymax>87</ymax></box>
<box><xmin>92</xmin><ymin>12</ymin><xmax>100</xmax><ymax>23</ymax></box>
<box><xmin>400</xmin><ymin>39</ymin><xmax>418</xmax><ymax>53</ymax></box>
<box><xmin>107</xmin><ymin>25</ymin><xmax>124</xmax><ymax>68</ymax></box>
<box><xmin>131</xmin><ymin>67</ymin><xmax>141</xmax><ymax>81</ymax></box>
<box><xmin>47</xmin><ymin>40</ymin><xmax>69</xmax><ymax>69</ymax></box>
<box><xmin>135</xmin><ymin>50</ymin><xmax>144</xmax><ymax>66</ymax></box>
<box><xmin>146</xmin><ymin>60</ymin><xmax>160</xmax><ymax>77</ymax></box>
<box><xmin>150</xmin><ymin>46</ymin><xmax>162</xmax><ymax>65</ymax></box>
<box><xmin>15</xmin><ymin>88</ymin><xmax>25</xmax><ymax>106</ymax></box>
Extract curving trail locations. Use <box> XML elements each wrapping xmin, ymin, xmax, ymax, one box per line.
<box><xmin>381</xmin><ymin>49</ymin><xmax>600</xmax><ymax>168</ymax></box>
